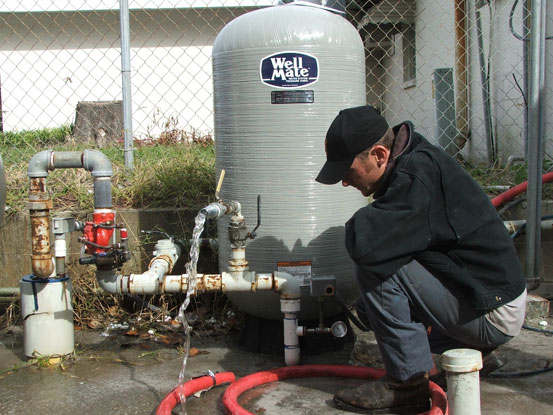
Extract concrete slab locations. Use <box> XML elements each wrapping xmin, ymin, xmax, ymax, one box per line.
<box><xmin>1</xmin><ymin>319</ymin><xmax>553</xmax><ymax>415</ymax></box>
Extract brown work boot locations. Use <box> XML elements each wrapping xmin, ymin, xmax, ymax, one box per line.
<box><xmin>333</xmin><ymin>374</ymin><xmax>430</xmax><ymax>414</ymax></box>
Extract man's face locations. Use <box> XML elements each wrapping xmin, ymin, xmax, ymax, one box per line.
<box><xmin>341</xmin><ymin>147</ymin><xmax>388</xmax><ymax>197</ymax></box>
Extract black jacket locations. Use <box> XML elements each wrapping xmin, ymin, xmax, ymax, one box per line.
<box><xmin>345</xmin><ymin>122</ymin><xmax>526</xmax><ymax>310</ymax></box>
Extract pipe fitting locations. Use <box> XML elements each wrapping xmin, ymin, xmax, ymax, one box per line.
<box><xmin>200</xmin><ymin>202</ymin><xmax>227</xmax><ymax>220</ymax></box>
<box><xmin>83</xmin><ymin>149</ymin><xmax>113</xmax><ymax>177</ymax></box>
<box><xmin>274</xmin><ymin>271</ymin><xmax>301</xmax><ymax>299</ymax></box>
<box><xmin>96</xmin><ymin>269</ymin><xmax>120</xmax><ymax>294</ymax></box>
<box><xmin>442</xmin><ymin>348</ymin><xmax>482</xmax><ymax>415</ymax></box>
<box><xmin>27</xmin><ymin>150</ymin><xmax>53</xmax><ymax>178</ymax></box>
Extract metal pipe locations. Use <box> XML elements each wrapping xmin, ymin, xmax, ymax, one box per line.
<box><xmin>119</xmin><ymin>0</ymin><xmax>134</xmax><ymax>169</ymax></box>
<box><xmin>27</xmin><ymin>177</ymin><xmax>54</xmax><ymax>278</ymax></box>
<box><xmin>475</xmin><ymin>6</ymin><xmax>495</xmax><ymax>164</ymax></box>
<box><xmin>27</xmin><ymin>150</ymin><xmax>113</xmax><ymax>277</ymax></box>
<box><xmin>96</xmin><ymin>269</ymin><xmax>300</xmax><ymax>297</ymax></box>
<box><xmin>454</xmin><ymin>0</ymin><xmax>469</xmax><ymax>153</ymax></box>
<box><xmin>522</xmin><ymin>0</ymin><xmax>530</xmax><ymax>157</ymax></box>
<box><xmin>0</xmin><ymin>287</ymin><xmax>20</xmax><ymax>295</ymax></box>
<box><xmin>525</xmin><ymin>0</ymin><xmax>546</xmax><ymax>291</ymax></box>
<box><xmin>503</xmin><ymin>219</ymin><xmax>553</xmax><ymax>234</ymax></box>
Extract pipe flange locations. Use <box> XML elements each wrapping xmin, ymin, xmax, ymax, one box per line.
<box><xmin>26</xmin><ymin>200</ymin><xmax>54</xmax><ymax>210</ymax></box>
<box><xmin>148</xmin><ymin>254</ymin><xmax>174</xmax><ymax>273</ymax></box>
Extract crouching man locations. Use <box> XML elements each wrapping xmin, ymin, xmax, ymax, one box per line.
<box><xmin>316</xmin><ymin>105</ymin><xmax>527</xmax><ymax>414</ymax></box>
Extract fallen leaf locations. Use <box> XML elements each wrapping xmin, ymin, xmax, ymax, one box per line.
<box><xmin>189</xmin><ymin>347</ymin><xmax>209</xmax><ymax>357</ymax></box>
<box><xmin>87</xmin><ymin>320</ymin><xmax>102</xmax><ymax>329</ymax></box>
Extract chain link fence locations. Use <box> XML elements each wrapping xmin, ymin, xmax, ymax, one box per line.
<box><xmin>0</xmin><ymin>0</ymin><xmax>551</xmax><ymax>166</ymax></box>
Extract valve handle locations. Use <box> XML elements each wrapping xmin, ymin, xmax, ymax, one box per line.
<box><xmin>248</xmin><ymin>194</ymin><xmax>261</xmax><ymax>239</ymax></box>
<box><xmin>215</xmin><ymin>169</ymin><xmax>225</xmax><ymax>201</ymax></box>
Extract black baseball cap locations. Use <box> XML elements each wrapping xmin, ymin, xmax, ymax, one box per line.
<box><xmin>316</xmin><ymin>105</ymin><xmax>389</xmax><ymax>185</ymax></box>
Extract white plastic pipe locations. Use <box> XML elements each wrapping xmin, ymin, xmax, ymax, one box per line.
<box><xmin>442</xmin><ymin>348</ymin><xmax>483</xmax><ymax>415</ymax></box>
<box><xmin>96</xmin><ymin>264</ymin><xmax>303</xmax><ymax>365</ymax></box>
<box><xmin>281</xmin><ymin>298</ymin><xmax>301</xmax><ymax>366</ymax></box>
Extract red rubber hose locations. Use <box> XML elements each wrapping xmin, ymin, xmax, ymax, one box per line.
<box><xmin>491</xmin><ymin>172</ymin><xmax>553</xmax><ymax>208</ymax></box>
<box><xmin>222</xmin><ymin>364</ymin><xmax>447</xmax><ymax>415</ymax></box>
<box><xmin>156</xmin><ymin>371</ymin><xmax>235</xmax><ymax>415</ymax></box>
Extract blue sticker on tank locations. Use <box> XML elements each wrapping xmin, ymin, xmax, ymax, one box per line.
<box><xmin>260</xmin><ymin>51</ymin><xmax>319</xmax><ymax>89</ymax></box>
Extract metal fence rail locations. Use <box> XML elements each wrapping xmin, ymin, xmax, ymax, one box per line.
<box><xmin>0</xmin><ymin>0</ymin><xmax>551</xmax><ymax>167</ymax></box>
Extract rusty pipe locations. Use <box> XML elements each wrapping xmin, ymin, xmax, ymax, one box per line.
<box><xmin>95</xmin><ymin>269</ymin><xmax>301</xmax><ymax>297</ymax></box>
<box><xmin>454</xmin><ymin>0</ymin><xmax>469</xmax><ymax>152</ymax></box>
<box><xmin>27</xmin><ymin>150</ymin><xmax>113</xmax><ymax>278</ymax></box>
<box><xmin>27</xmin><ymin>177</ymin><xmax>54</xmax><ymax>278</ymax></box>
<box><xmin>200</xmin><ymin>200</ymin><xmax>242</xmax><ymax>221</ymax></box>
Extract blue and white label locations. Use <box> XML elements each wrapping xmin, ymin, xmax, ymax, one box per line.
<box><xmin>260</xmin><ymin>51</ymin><xmax>319</xmax><ymax>89</ymax></box>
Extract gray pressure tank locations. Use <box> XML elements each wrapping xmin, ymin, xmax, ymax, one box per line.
<box><xmin>212</xmin><ymin>3</ymin><xmax>367</xmax><ymax>320</ymax></box>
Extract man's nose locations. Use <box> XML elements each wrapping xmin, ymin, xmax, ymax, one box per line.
<box><xmin>341</xmin><ymin>178</ymin><xmax>350</xmax><ymax>187</ymax></box>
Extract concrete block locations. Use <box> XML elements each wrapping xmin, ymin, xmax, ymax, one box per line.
<box><xmin>525</xmin><ymin>293</ymin><xmax>551</xmax><ymax>322</ymax></box>
<box><xmin>73</xmin><ymin>100</ymin><xmax>123</xmax><ymax>145</ymax></box>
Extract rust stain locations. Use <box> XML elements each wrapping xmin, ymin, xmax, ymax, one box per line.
<box><xmin>30</xmin><ymin>178</ymin><xmax>47</xmax><ymax>194</ymax></box>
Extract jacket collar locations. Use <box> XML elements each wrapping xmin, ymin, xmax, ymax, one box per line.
<box><xmin>373</xmin><ymin>122</ymin><xmax>414</xmax><ymax>199</ymax></box>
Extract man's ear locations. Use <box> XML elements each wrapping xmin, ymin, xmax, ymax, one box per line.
<box><xmin>371</xmin><ymin>145</ymin><xmax>391</xmax><ymax>168</ymax></box>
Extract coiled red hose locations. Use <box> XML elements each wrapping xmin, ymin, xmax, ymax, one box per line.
<box><xmin>156</xmin><ymin>371</ymin><xmax>235</xmax><ymax>415</ymax></box>
<box><xmin>491</xmin><ymin>171</ymin><xmax>553</xmax><ymax>208</ymax></box>
<box><xmin>157</xmin><ymin>365</ymin><xmax>447</xmax><ymax>415</ymax></box>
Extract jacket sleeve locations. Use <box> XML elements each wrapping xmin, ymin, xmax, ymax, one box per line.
<box><xmin>345</xmin><ymin>169</ymin><xmax>432</xmax><ymax>275</ymax></box>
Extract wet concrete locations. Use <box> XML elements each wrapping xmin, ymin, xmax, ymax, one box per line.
<box><xmin>1</xmin><ymin>320</ymin><xmax>553</xmax><ymax>415</ymax></box>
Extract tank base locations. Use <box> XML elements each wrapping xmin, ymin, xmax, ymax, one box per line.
<box><xmin>235</xmin><ymin>313</ymin><xmax>354</xmax><ymax>356</ymax></box>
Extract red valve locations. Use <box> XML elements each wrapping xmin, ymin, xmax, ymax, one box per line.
<box><xmin>83</xmin><ymin>211</ymin><xmax>116</xmax><ymax>255</ymax></box>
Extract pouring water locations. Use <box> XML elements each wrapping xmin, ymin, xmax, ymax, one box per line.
<box><xmin>177</xmin><ymin>211</ymin><xmax>206</xmax><ymax>415</ymax></box>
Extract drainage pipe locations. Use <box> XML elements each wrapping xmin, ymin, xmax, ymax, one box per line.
<box><xmin>442</xmin><ymin>349</ymin><xmax>482</xmax><ymax>415</ymax></box>
<box><xmin>503</xmin><ymin>218</ymin><xmax>553</xmax><ymax>235</ymax></box>
<box><xmin>454</xmin><ymin>0</ymin><xmax>469</xmax><ymax>153</ymax></box>
<box><xmin>525</xmin><ymin>0</ymin><xmax>546</xmax><ymax>292</ymax></box>
<box><xmin>96</xmin><ymin>266</ymin><xmax>302</xmax><ymax>364</ymax></box>
<box><xmin>475</xmin><ymin>5</ymin><xmax>495</xmax><ymax>164</ymax></box>
<box><xmin>27</xmin><ymin>150</ymin><xmax>113</xmax><ymax>278</ymax></box>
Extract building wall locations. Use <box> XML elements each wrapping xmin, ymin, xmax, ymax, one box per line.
<box><xmin>0</xmin><ymin>6</ymin><xmax>257</xmax><ymax>137</ymax></box>
<box><xmin>371</xmin><ymin>0</ymin><xmax>552</xmax><ymax>164</ymax></box>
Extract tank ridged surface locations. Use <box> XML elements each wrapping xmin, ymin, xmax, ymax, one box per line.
<box><xmin>213</xmin><ymin>4</ymin><xmax>367</xmax><ymax>320</ymax></box>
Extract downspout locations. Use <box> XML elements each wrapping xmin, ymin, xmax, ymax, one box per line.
<box><xmin>454</xmin><ymin>0</ymin><xmax>469</xmax><ymax>153</ymax></box>
<box><xmin>27</xmin><ymin>150</ymin><xmax>113</xmax><ymax>278</ymax></box>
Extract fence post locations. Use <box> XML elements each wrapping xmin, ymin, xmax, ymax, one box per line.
<box><xmin>119</xmin><ymin>0</ymin><xmax>134</xmax><ymax>169</ymax></box>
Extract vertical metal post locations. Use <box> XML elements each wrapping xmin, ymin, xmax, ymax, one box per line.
<box><xmin>525</xmin><ymin>0</ymin><xmax>546</xmax><ymax>290</ymax></box>
<box><xmin>119</xmin><ymin>0</ymin><xmax>134</xmax><ymax>169</ymax></box>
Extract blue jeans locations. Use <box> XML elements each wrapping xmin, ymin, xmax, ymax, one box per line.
<box><xmin>355</xmin><ymin>260</ymin><xmax>513</xmax><ymax>381</ymax></box>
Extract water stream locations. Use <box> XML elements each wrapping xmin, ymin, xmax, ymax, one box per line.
<box><xmin>177</xmin><ymin>211</ymin><xmax>206</xmax><ymax>415</ymax></box>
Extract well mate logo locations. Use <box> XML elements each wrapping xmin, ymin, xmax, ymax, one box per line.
<box><xmin>260</xmin><ymin>51</ymin><xmax>319</xmax><ymax>88</ymax></box>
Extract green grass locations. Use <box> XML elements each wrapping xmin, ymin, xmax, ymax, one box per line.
<box><xmin>2</xmin><ymin>125</ymin><xmax>553</xmax><ymax>216</ymax></box>
<box><xmin>1</xmin><ymin>126</ymin><xmax>216</xmax><ymax>216</ymax></box>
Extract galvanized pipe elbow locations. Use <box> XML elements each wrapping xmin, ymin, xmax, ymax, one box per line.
<box><xmin>83</xmin><ymin>150</ymin><xmax>113</xmax><ymax>177</ymax></box>
<box><xmin>28</xmin><ymin>150</ymin><xmax>54</xmax><ymax>178</ymax></box>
